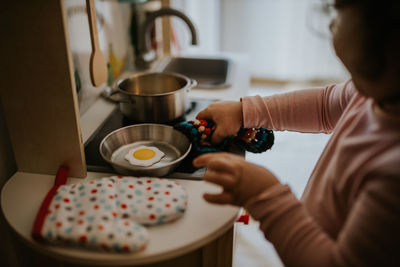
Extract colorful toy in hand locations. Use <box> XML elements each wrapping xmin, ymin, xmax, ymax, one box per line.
<box><xmin>174</xmin><ymin>119</ymin><xmax>274</xmax><ymax>155</ymax></box>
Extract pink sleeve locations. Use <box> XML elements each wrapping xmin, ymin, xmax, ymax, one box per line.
<box><xmin>241</xmin><ymin>80</ymin><xmax>356</xmax><ymax>133</ymax></box>
<box><xmin>244</xmin><ymin>178</ymin><xmax>400</xmax><ymax>266</ymax></box>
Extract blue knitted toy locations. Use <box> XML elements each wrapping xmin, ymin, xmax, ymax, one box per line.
<box><xmin>174</xmin><ymin>119</ymin><xmax>274</xmax><ymax>155</ymax></box>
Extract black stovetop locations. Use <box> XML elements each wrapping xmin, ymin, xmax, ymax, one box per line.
<box><xmin>84</xmin><ymin>99</ymin><xmax>215</xmax><ymax>178</ymax></box>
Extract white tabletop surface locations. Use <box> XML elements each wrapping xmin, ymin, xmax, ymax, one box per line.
<box><xmin>1</xmin><ymin>171</ymin><xmax>239</xmax><ymax>266</ymax></box>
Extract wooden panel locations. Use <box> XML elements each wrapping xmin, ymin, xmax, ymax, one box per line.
<box><xmin>0</xmin><ymin>102</ymin><xmax>17</xmax><ymax>181</ymax></box>
<box><xmin>0</xmin><ymin>1</ymin><xmax>86</xmax><ymax>177</ymax></box>
<box><xmin>161</xmin><ymin>0</ymin><xmax>172</xmax><ymax>56</ymax></box>
<box><xmin>9</xmin><ymin>227</ymin><xmax>234</xmax><ymax>267</ymax></box>
<box><xmin>202</xmin><ymin>226</ymin><xmax>234</xmax><ymax>267</ymax></box>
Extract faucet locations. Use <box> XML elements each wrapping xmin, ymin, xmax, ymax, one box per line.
<box><xmin>135</xmin><ymin>7</ymin><xmax>198</xmax><ymax>68</ymax></box>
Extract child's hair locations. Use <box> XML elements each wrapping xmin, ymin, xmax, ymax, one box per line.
<box><xmin>335</xmin><ymin>0</ymin><xmax>400</xmax><ymax>80</ymax></box>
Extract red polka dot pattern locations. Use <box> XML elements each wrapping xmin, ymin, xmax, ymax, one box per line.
<box><xmin>39</xmin><ymin>176</ymin><xmax>187</xmax><ymax>253</ymax></box>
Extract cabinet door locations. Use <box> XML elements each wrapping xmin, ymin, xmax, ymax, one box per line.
<box><xmin>0</xmin><ymin>0</ymin><xmax>86</xmax><ymax>177</ymax></box>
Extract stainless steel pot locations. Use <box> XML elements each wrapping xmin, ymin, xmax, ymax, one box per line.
<box><xmin>104</xmin><ymin>72</ymin><xmax>197</xmax><ymax>123</ymax></box>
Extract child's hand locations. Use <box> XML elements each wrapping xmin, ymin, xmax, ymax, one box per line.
<box><xmin>196</xmin><ymin>101</ymin><xmax>243</xmax><ymax>144</ymax></box>
<box><xmin>193</xmin><ymin>152</ymin><xmax>279</xmax><ymax>206</ymax></box>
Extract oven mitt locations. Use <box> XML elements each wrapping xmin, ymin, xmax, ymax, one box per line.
<box><xmin>32</xmin><ymin>168</ymin><xmax>187</xmax><ymax>253</ymax></box>
<box><xmin>174</xmin><ymin>119</ymin><xmax>274</xmax><ymax>155</ymax></box>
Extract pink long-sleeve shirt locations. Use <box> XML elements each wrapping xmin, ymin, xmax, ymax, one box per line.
<box><xmin>241</xmin><ymin>80</ymin><xmax>400</xmax><ymax>266</ymax></box>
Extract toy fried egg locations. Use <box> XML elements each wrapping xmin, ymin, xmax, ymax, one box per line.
<box><xmin>125</xmin><ymin>146</ymin><xmax>165</xmax><ymax>167</ymax></box>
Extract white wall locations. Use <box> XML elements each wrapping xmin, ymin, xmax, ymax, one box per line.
<box><xmin>170</xmin><ymin>0</ymin><xmax>221</xmax><ymax>54</ymax></box>
<box><xmin>172</xmin><ymin>0</ymin><xmax>349</xmax><ymax>81</ymax></box>
<box><xmin>65</xmin><ymin>0</ymin><xmax>132</xmax><ymax>115</ymax></box>
<box><xmin>220</xmin><ymin>0</ymin><xmax>348</xmax><ymax>80</ymax></box>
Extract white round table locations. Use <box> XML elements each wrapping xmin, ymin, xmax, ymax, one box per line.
<box><xmin>1</xmin><ymin>171</ymin><xmax>239</xmax><ymax>266</ymax></box>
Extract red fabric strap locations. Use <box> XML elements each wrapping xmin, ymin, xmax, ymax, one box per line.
<box><xmin>32</xmin><ymin>166</ymin><xmax>69</xmax><ymax>241</ymax></box>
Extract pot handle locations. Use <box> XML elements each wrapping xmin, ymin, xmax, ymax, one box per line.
<box><xmin>101</xmin><ymin>87</ymin><xmax>133</xmax><ymax>103</ymax></box>
<box><xmin>187</xmin><ymin>79</ymin><xmax>198</xmax><ymax>92</ymax></box>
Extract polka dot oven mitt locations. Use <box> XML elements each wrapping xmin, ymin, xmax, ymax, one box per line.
<box><xmin>32</xmin><ymin>172</ymin><xmax>187</xmax><ymax>253</ymax></box>
<box><xmin>174</xmin><ymin>119</ymin><xmax>274</xmax><ymax>155</ymax></box>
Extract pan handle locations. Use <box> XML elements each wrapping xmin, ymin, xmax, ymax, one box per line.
<box><xmin>187</xmin><ymin>79</ymin><xmax>198</xmax><ymax>92</ymax></box>
<box><xmin>101</xmin><ymin>87</ymin><xmax>133</xmax><ymax>103</ymax></box>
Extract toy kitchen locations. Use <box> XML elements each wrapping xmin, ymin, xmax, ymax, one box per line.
<box><xmin>0</xmin><ymin>1</ymin><xmax>252</xmax><ymax>266</ymax></box>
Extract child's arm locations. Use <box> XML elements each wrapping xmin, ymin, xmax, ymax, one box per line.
<box><xmin>196</xmin><ymin>80</ymin><xmax>356</xmax><ymax>143</ymax></box>
<box><xmin>244</xmin><ymin>173</ymin><xmax>400</xmax><ymax>266</ymax></box>
<box><xmin>194</xmin><ymin>152</ymin><xmax>400</xmax><ymax>266</ymax></box>
<box><xmin>242</xmin><ymin>80</ymin><xmax>356</xmax><ymax>133</ymax></box>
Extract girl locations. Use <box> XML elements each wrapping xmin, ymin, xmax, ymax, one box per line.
<box><xmin>193</xmin><ymin>0</ymin><xmax>400</xmax><ymax>266</ymax></box>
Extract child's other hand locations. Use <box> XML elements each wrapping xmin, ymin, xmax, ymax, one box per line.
<box><xmin>196</xmin><ymin>101</ymin><xmax>243</xmax><ymax>144</ymax></box>
<box><xmin>193</xmin><ymin>152</ymin><xmax>279</xmax><ymax>206</ymax></box>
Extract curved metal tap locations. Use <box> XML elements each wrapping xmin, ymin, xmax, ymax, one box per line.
<box><xmin>136</xmin><ymin>7</ymin><xmax>198</xmax><ymax>68</ymax></box>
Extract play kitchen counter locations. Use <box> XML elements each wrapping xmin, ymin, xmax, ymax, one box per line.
<box><xmin>1</xmin><ymin>52</ymin><xmax>250</xmax><ymax>266</ymax></box>
<box><xmin>1</xmin><ymin>2</ymin><xmax>251</xmax><ymax>265</ymax></box>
